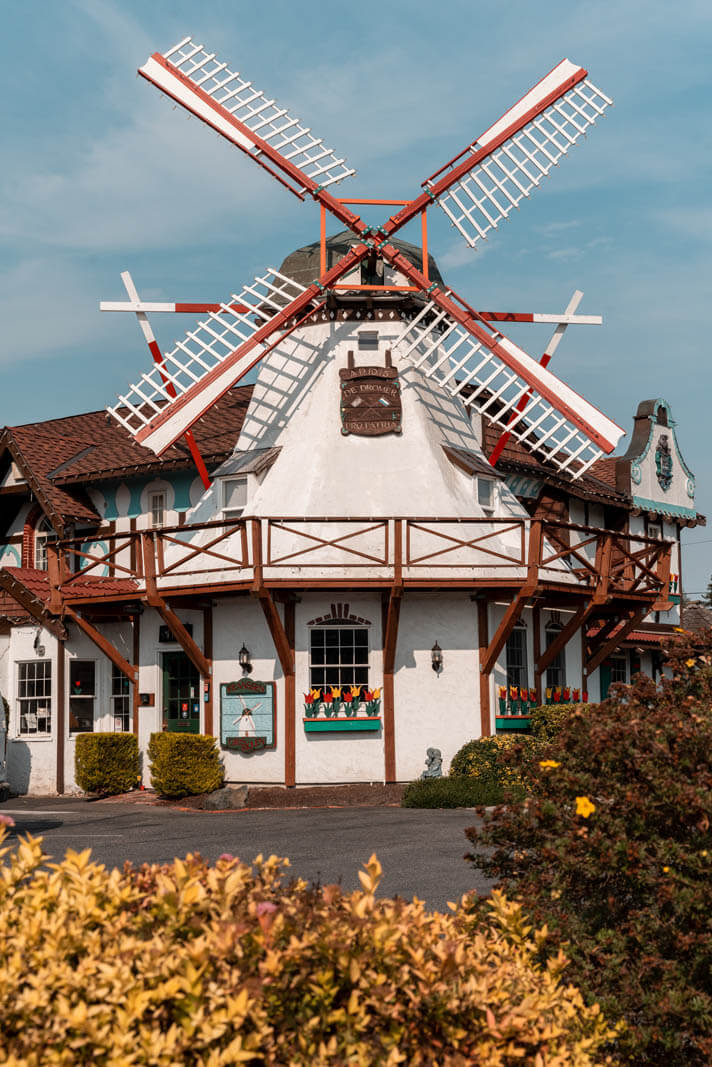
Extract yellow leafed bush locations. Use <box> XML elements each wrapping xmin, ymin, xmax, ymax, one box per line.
<box><xmin>0</xmin><ymin>824</ymin><xmax>618</xmax><ymax>1065</ymax></box>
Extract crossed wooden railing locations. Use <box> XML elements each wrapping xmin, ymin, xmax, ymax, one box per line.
<box><xmin>49</xmin><ymin>515</ymin><xmax>672</xmax><ymax>605</ymax></box>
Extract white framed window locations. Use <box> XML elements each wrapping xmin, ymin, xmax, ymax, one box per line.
<box><xmin>150</xmin><ymin>492</ymin><xmax>166</xmax><ymax>528</ymax></box>
<box><xmin>505</xmin><ymin>624</ymin><xmax>528</xmax><ymax>690</ymax></box>
<box><xmin>35</xmin><ymin>517</ymin><xmax>54</xmax><ymax>571</ymax></box>
<box><xmin>544</xmin><ymin>623</ymin><xmax>566</xmax><ymax>689</ymax></box>
<box><xmin>309</xmin><ymin>627</ymin><xmax>369</xmax><ymax>690</ymax></box>
<box><xmin>610</xmin><ymin>656</ymin><xmax>627</xmax><ymax>684</ymax></box>
<box><xmin>647</xmin><ymin>522</ymin><xmax>662</xmax><ymax>540</ymax></box>
<box><xmin>69</xmin><ymin>660</ymin><xmax>95</xmax><ymax>734</ymax></box>
<box><xmin>477</xmin><ymin>477</ymin><xmax>495</xmax><ymax>515</ymax></box>
<box><xmin>111</xmin><ymin>665</ymin><xmax>131</xmax><ymax>732</ymax></box>
<box><xmin>222</xmin><ymin>476</ymin><xmax>247</xmax><ymax>520</ymax></box>
<box><xmin>17</xmin><ymin>660</ymin><xmax>52</xmax><ymax>735</ymax></box>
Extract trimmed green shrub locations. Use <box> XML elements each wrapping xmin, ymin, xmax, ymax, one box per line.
<box><xmin>75</xmin><ymin>732</ymin><xmax>139</xmax><ymax>796</ymax></box>
<box><xmin>148</xmin><ymin>732</ymin><xmax>224</xmax><ymax>798</ymax></box>
<box><xmin>401</xmin><ymin>775</ymin><xmax>521</xmax><ymax>808</ymax></box>
<box><xmin>465</xmin><ymin>629</ymin><xmax>712</xmax><ymax>1065</ymax></box>
<box><xmin>528</xmin><ymin>701</ymin><xmax>579</xmax><ymax>740</ymax></box>
<box><xmin>450</xmin><ymin>733</ymin><xmax>537</xmax><ymax>793</ymax></box>
<box><xmin>0</xmin><ymin>827</ymin><xmax>618</xmax><ymax>1064</ymax></box>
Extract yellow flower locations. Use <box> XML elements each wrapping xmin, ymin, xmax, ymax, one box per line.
<box><xmin>350</xmin><ymin>685</ymin><xmax>362</xmax><ymax>697</ymax></box>
<box><xmin>575</xmin><ymin>796</ymin><xmax>596</xmax><ymax>819</ymax></box>
<box><xmin>331</xmin><ymin>687</ymin><xmax>341</xmax><ymax>699</ymax></box>
<box><xmin>371</xmin><ymin>687</ymin><xmax>382</xmax><ymax>700</ymax></box>
<box><xmin>539</xmin><ymin>759</ymin><xmax>561</xmax><ymax>769</ymax></box>
<box><xmin>310</xmin><ymin>688</ymin><xmax>321</xmax><ymax>700</ymax></box>
<box><xmin>701</xmin><ymin>851</ymin><xmax>708</xmax><ymax>858</ymax></box>
<box><xmin>686</xmin><ymin>658</ymin><xmax>696</xmax><ymax>668</ymax></box>
<box><xmin>663</xmin><ymin>866</ymin><xmax>670</xmax><ymax>873</ymax></box>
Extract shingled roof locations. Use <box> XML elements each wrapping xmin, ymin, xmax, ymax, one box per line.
<box><xmin>0</xmin><ymin>386</ymin><xmax>253</xmax><ymax>533</ymax></box>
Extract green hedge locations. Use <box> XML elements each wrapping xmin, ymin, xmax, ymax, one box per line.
<box><xmin>401</xmin><ymin>775</ymin><xmax>521</xmax><ymax>808</ymax></box>
<box><xmin>75</xmin><ymin>732</ymin><xmax>139</xmax><ymax>796</ymax></box>
<box><xmin>528</xmin><ymin>702</ymin><xmax>580</xmax><ymax>740</ymax></box>
<box><xmin>449</xmin><ymin>734</ymin><xmax>537</xmax><ymax>790</ymax></box>
<box><xmin>148</xmin><ymin>732</ymin><xmax>224</xmax><ymax>798</ymax></box>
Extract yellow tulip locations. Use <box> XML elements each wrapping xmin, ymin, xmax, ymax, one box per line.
<box><xmin>371</xmin><ymin>687</ymin><xmax>382</xmax><ymax>700</ymax></box>
<box><xmin>310</xmin><ymin>688</ymin><xmax>321</xmax><ymax>700</ymax></box>
<box><xmin>331</xmin><ymin>687</ymin><xmax>341</xmax><ymax>699</ymax></box>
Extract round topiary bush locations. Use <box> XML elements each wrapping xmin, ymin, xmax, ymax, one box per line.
<box><xmin>466</xmin><ymin>629</ymin><xmax>712</xmax><ymax>1065</ymax></box>
<box><xmin>450</xmin><ymin>734</ymin><xmax>535</xmax><ymax>795</ymax></box>
<box><xmin>75</xmin><ymin>732</ymin><xmax>139</xmax><ymax>796</ymax></box>
<box><xmin>528</xmin><ymin>701</ymin><xmax>579</xmax><ymax>741</ymax></box>
<box><xmin>148</xmin><ymin>732</ymin><xmax>224</xmax><ymax>798</ymax></box>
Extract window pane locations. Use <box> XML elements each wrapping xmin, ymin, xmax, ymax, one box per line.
<box><xmin>18</xmin><ymin>661</ymin><xmax>52</xmax><ymax>734</ymax></box>
<box><xmin>70</xmin><ymin>661</ymin><xmax>95</xmax><ymax>696</ymax></box>
<box><xmin>477</xmin><ymin>478</ymin><xmax>494</xmax><ymax>510</ymax></box>
<box><xmin>223</xmin><ymin>478</ymin><xmax>247</xmax><ymax>511</ymax></box>
<box><xmin>69</xmin><ymin>699</ymin><xmax>94</xmax><ymax>733</ymax></box>
<box><xmin>506</xmin><ymin>627</ymin><xmax>528</xmax><ymax>690</ymax></box>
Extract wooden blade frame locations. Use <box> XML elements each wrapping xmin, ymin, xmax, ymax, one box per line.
<box><xmin>113</xmin><ymin>40</ymin><xmax>622</xmax><ymax>471</ymax></box>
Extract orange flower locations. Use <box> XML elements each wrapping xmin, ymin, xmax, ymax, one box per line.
<box><xmin>575</xmin><ymin>796</ymin><xmax>596</xmax><ymax>819</ymax></box>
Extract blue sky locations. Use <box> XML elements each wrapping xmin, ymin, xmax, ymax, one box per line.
<box><xmin>1</xmin><ymin>0</ymin><xmax>711</xmax><ymax>593</ymax></box>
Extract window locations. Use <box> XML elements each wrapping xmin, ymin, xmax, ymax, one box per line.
<box><xmin>309</xmin><ymin>627</ymin><xmax>369</xmax><ymax>690</ymax></box>
<box><xmin>477</xmin><ymin>477</ymin><xmax>495</xmax><ymax>515</ymax></box>
<box><xmin>505</xmin><ymin>624</ymin><xmax>528</xmax><ymax>690</ymax></box>
<box><xmin>112</xmin><ymin>666</ymin><xmax>131</xmax><ymax>732</ymax></box>
<box><xmin>222</xmin><ymin>477</ymin><xmax>247</xmax><ymax>520</ymax></box>
<box><xmin>150</xmin><ymin>492</ymin><xmax>166</xmax><ymax>528</ymax></box>
<box><xmin>35</xmin><ymin>517</ymin><xmax>54</xmax><ymax>571</ymax></box>
<box><xmin>17</xmin><ymin>661</ymin><xmax>52</xmax><ymax>735</ymax></box>
<box><xmin>357</xmin><ymin>330</ymin><xmax>379</xmax><ymax>350</ymax></box>
<box><xmin>69</xmin><ymin>660</ymin><xmax>95</xmax><ymax>734</ymax></box>
<box><xmin>647</xmin><ymin>522</ymin><xmax>662</xmax><ymax>540</ymax></box>
<box><xmin>610</xmin><ymin>656</ymin><xmax>626</xmax><ymax>684</ymax></box>
<box><xmin>545</xmin><ymin>623</ymin><xmax>566</xmax><ymax>689</ymax></box>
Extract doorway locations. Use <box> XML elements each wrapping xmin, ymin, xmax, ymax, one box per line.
<box><xmin>161</xmin><ymin>651</ymin><xmax>200</xmax><ymax>733</ymax></box>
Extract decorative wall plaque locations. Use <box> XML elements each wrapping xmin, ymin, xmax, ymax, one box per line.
<box><xmin>339</xmin><ymin>350</ymin><xmax>402</xmax><ymax>436</ymax></box>
<box><xmin>220</xmin><ymin>678</ymin><xmax>276</xmax><ymax>753</ymax></box>
<box><xmin>655</xmin><ymin>434</ymin><xmax>673</xmax><ymax>491</ymax></box>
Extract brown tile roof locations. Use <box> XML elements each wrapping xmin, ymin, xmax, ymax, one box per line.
<box><xmin>0</xmin><ymin>386</ymin><xmax>254</xmax><ymax>532</ymax></box>
<box><xmin>681</xmin><ymin>602</ymin><xmax>712</xmax><ymax>632</ymax></box>
<box><xmin>482</xmin><ymin>417</ymin><xmax>629</xmax><ymax>505</ymax></box>
<box><xmin>0</xmin><ymin>567</ymin><xmax>139</xmax><ymax>629</ymax></box>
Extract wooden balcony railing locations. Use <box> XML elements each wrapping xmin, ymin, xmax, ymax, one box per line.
<box><xmin>50</xmin><ymin>515</ymin><xmax>673</xmax><ymax>605</ymax></box>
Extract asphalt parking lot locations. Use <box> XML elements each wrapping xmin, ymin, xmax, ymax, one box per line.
<box><xmin>0</xmin><ymin>798</ymin><xmax>492</xmax><ymax>912</ymax></box>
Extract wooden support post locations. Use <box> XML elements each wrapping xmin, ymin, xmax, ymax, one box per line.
<box><xmin>477</xmin><ymin>598</ymin><xmax>491</xmax><ymax>737</ymax></box>
<box><xmin>480</xmin><ymin>519</ymin><xmax>542</xmax><ymax>678</ymax></box>
<box><xmin>149</xmin><ymin>599</ymin><xmax>212</xmax><ymax>679</ymax></box>
<box><xmin>203</xmin><ymin>604</ymin><xmax>214</xmax><ymax>736</ymax></box>
<box><xmin>257</xmin><ymin>590</ymin><xmax>293</xmax><ymax>677</ymax></box>
<box><xmin>594</xmin><ymin>533</ymin><xmax>613</xmax><ymax>604</ymax></box>
<box><xmin>56</xmin><ymin>637</ymin><xmax>65</xmax><ymax>795</ymax></box>
<box><xmin>132</xmin><ymin>611</ymin><xmax>140</xmax><ymax>735</ymax></box>
<box><xmin>47</xmin><ymin>541</ymin><xmax>63</xmax><ymax>614</ymax></box>
<box><xmin>532</xmin><ymin>604</ymin><xmax>542</xmax><ymax>703</ymax></box>
<box><xmin>284</xmin><ymin>599</ymin><xmax>295</xmax><ymax>789</ymax></box>
<box><xmin>65</xmin><ymin>607</ymin><xmax>137</xmax><ymax>683</ymax></box>
<box><xmin>584</xmin><ymin>615</ymin><xmax>620</xmax><ymax>662</ymax></box>
<box><xmin>536</xmin><ymin>601</ymin><xmax>594</xmax><ymax>677</ymax></box>
<box><xmin>586</xmin><ymin>607</ymin><xmax>647</xmax><ymax>676</ymax></box>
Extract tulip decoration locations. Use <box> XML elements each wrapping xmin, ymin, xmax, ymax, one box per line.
<box><xmin>545</xmin><ymin>687</ymin><xmax>552</xmax><ymax>702</ymax></box>
<box><xmin>321</xmin><ymin>689</ymin><xmax>336</xmax><ymax>718</ymax></box>
<box><xmin>572</xmin><ymin>688</ymin><xmax>580</xmax><ymax>703</ymax></box>
<box><xmin>562</xmin><ymin>686</ymin><xmax>571</xmax><ymax>703</ymax></box>
<box><xmin>498</xmin><ymin>685</ymin><xmax>507</xmax><ymax>714</ymax></box>
<box><xmin>304</xmin><ymin>688</ymin><xmax>321</xmax><ymax>717</ymax></box>
<box><xmin>582</xmin><ymin>690</ymin><xmax>589</xmax><ymax>703</ymax></box>
<box><xmin>330</xmin><ymin>686</ymin><xmax>342</xmax><ymax>717</ymax></box>
<box><xmin>509</xmin><ymin>684</ymin><xmax>519</xmax><ymax>714</ymax></box>
<box><xmin>553</xmin><ymin>686</ymin><xmax>562</xmax><ymax>703</ymax></box>
<box><xmin>366</xmin><ymin>686</ymin><xmax>382</xmax><ymax>715</ymax></box>
<box><xmin>528</xmin><ymin>688</ymin><xmax>537</xmax><ymax>712</ymax></box>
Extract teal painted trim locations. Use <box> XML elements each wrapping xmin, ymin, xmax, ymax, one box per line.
<box><xmin>303</xmin><ymin>717</ymin><xmax>381</xmax><ymax>733</ymax></box>
<box><xmin>0</xmin><ymin>545</ymin><xmax>21</xmax><ymax>567</ymax></box>
<box><xmin>80</xmin><ymin>540</ymin><xmax>109</xmax><ymax>577</ymax></box>
<box><xmin>103</xmin><ymin>487</ymin><xmax>119</xmax><ymax>521</ymax></box>
<box><xmin>495</xmin><ymin>717</ymin><xmax>531</xmax><ymax>729</ymax></box>
<box><xmin>629</xmin><ymin>400</ymin><xmax>695</xmax><ymax>484</ymax></box>
<box><xmin>631</xmin><ymin>496</ymin><xmax>698</xmax><ymax>519</ymax></box>
<box><xmin>128</xmin><ymin>479</ymin><xmax>148</xmax><ymax>518</ymax></box>
<box><xmin>669</xmin><ymin>594</ymin><xmax>681</xmax><ymax>605</ymax></box>
<box><xmin>172</xmin><ymin>471</ymin><xmax>194</xmax><ymax>512</ymax></box>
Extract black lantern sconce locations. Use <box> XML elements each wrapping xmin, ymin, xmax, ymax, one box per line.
<box><xmin>238</xmin><ymin>642</ymin><xmax>253</xmax><ymax>675</ymax></box>
<box><xmin>431</xmin><ymin>641</ymin><xmax>443</xmax><ymax>675</ymax></box>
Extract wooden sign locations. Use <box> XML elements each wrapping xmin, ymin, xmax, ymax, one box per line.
<box><xmin>220</xmin><ymin>678</ymin><xmax>276</xmax><ymax>753</ymax></box>
<box><xmin>340</xmin><ymin>350</ymin><xmax>402</xmax><ymax>436</ymax></box>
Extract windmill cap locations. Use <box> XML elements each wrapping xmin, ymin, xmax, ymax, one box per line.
<box><xmin>278</xmin><ymin>230</ymin><xmax>445</xmax><ymax>290</ymax></box>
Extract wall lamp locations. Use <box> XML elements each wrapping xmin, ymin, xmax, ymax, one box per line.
<box><xmin>238</xmin><ymin>642</ymin><xmax>253</xmax><ymax>675</ymax></box>
<box><xmin>431</xmin><ymin>641</ymin><xmax>443</xmax><ymax>675</ymax></box>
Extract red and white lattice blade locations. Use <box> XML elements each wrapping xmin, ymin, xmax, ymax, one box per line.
<box><xmin>425</xmin><ymin>60</ymin><xmax>612</xmax><ymax>249</ymax></box>
<box><xmin>140</xmin><ymin>37</ymin><xmax>355</xmax><ymax>198</ymax></box>
<box><xmin>397</xmin><ymin>300</ymin><xmax>623</xmax><ymax>477</ymax></box>
<box><xmin>108</xmin><ymin>268</ymin><xmax>310</xmax><ymax>452</ymax></box>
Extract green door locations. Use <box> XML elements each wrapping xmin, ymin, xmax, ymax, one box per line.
<box><xmin>599</xmin><ymin>663</ymin><xmax>612</xmax><ymax>701</ymax></box>
<box><xmin>162</xmin><ymin>651</ymin><xmax>201</xmax><ymax>733</ymax></box>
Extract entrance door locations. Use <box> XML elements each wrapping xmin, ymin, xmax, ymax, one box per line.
<box><xmin>599</xmin><ymin>663</ymin><xmax>612</xmax><ymax>701</ymax></box>
<box><xmin>162</xmin><ymin>651</ymin><xmax>201</xmax><ymax>733</ymax></box>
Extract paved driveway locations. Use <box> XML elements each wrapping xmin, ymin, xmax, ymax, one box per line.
<box><xmin>0</xmin><ymin>798</ymin><xmax>491</xmax><ymax>913</ymax></box>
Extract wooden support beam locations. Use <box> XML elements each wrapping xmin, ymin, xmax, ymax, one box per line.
<box><xmin>586</xmin><ymin>607</ymin><xmax>647</xmax><ymax>676</ymax></box>
<box><xmin>536</xmin><ymin>601</ymin><xmax>596</xmax><ymax>677</ymax></box>
<box><xmin>593</xmin><ymin>533</ymin><xmax>613</xmax><ymax>603</ymax></box>
<box><xmin>257</xmin><ymin>589</ymin><xmax>294</xmax><ymax>677</ymax></box>
<box><xmin>480</xmin><ymin>520</ymin><xmax>542</xmax><ymax>677</ymax></box>
<box><xmin>284</xmin><ymin>599</ymin><xmax>295</xmax><ymax>789</ymax></box>
<box><xmin>65</xmin><ymin>606</ymin><xmax>137</xmax><ymax>683</ymax></box>
<box><xmin>382</xmin><ymin>586</ymin><xmax>401</xmax><ymax>783</ymax></box>
<box><xmin>477</xmin><ymin>598</ymin><xmax>491</xmax><ymax>737</ymax></box>
<box><xmin>584</xmin><ymin>615</ymin><xmax>620</xmax><ymax>661</ymax></box>
<box><xmin>532</xmin><ymin>604</ymin><xmax>542</xmax><ymax>703</ymax></box>
<box><xmin>56</xmin><ymin>637</ymin><xmax>65</xmax><ymax>795</ymax></box>
<box><xmin>149</xmin><ymin>598</ymin><xmax>212</xmax><ymax>679</ymax></box>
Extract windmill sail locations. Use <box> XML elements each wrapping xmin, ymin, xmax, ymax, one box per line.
<box><xmin>423</xmin><ymin>60</ymin><xmax>612</xmax><ymax>249</ymax></box>
<box><xmin>397</xmin><ymin>300</ymin><xmax>624</xmax><ymax>477</ymax></box>
<box><xmin>139</xmin><ymin>37</ymin><xmax>355</xmax><ymax>198</ymax></box>
<box><xmin>108</xmin><ymin>269</ymin><xmax>314</xmax><ymax>454</ymax></box>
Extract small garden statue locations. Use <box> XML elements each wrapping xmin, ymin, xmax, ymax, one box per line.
<box><xmin>420</xmin><ymin>747</ymin><xmax>443</xmax><ymax>779</ymax></box>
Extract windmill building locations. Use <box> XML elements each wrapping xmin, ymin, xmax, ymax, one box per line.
<box><xmin>0</xmin><ymin>40</ymin><xmax>702</xmax><ymax>794</ymax></box>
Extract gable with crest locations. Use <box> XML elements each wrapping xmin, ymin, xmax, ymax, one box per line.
<box><xmin>616</xmin><ymin>399</ymin><xmax>697</xmax><ymax>519</ymax></box>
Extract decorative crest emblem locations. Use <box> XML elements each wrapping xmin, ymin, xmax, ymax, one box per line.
<box><xmin>655</xmin><ymin>434</ymin><xmax>673</xmax><ymax>491</ymax></box>
<box><xmin>339</xmin><ymin>350</ymin><xmax>402</xmax><ymax>437</ymax></box>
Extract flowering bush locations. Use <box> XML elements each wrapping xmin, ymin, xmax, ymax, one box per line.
<box><xmin>0</xmin><ymin>828</ymin><xmax>617</xmax><ymax>1064</ymax></box>
<box><xmin>465</xmin><ymin>628</ymin><xmax>712</xmax><ymax>1065</ymax></box>
<box><xmin>449</xmin><ymin>734</ymin><xmax>535</xmax><ymax>796</ymax></box>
